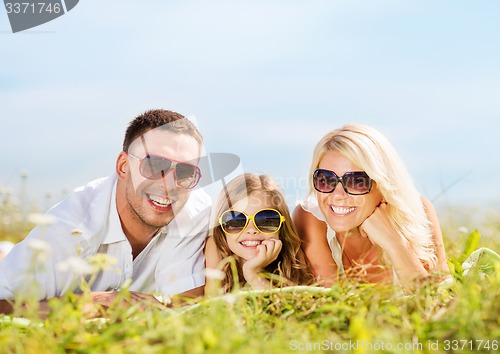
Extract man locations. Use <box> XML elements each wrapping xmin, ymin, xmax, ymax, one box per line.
<box><xmin>0</xmin><ymin>109</ymin><xmax>211</xmax><ymax>314</ymax></box>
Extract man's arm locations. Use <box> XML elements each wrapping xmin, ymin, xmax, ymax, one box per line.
<box><xmin>1</xmin><ymin>291</ymin><xmax>173</xmax><ymax>319</ymax></box>
<box><xmin>0</xmin><ymin>299</ymin><xmax>13</xmax><ymax>314</ymax></box>
<box><xmin>0</xmin><ymin>298</ymin><xmax>51</xmax><ymax>318</ymax></box>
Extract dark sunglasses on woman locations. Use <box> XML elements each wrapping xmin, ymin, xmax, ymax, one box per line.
<box><xmin>313</xmin><ymin>168</ymin><xmax>372</xmax><ymax>195</ymax></box>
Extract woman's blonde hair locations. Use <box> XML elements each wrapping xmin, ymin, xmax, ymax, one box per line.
<box><xmin>309</xmin><ymin>124</ymin><xmax>437</xmax><ymax>269</ymax></box>
<box><xmin>211</xmin><ymin>173</ymin><xmax>313</xmax><ymax>292</ymax></box>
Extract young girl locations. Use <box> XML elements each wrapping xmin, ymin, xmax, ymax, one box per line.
<box><xmin>205</xmin><ymin>173</ymin><xmax>313</xmax><ymax>292</ymax></box>
<box><xmin>293</xmin><ymin>124</ymin><xmax>450</xmax><ymax>290</ymax></box>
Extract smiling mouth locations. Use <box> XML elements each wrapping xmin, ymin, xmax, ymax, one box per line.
<box><xmin>147</xmin><ymin>194</ymin><xmax>173</xmax><ymax>208</ymax></box>
<box><xmin>330</xmin><ymin>206</ymin><xmax>356</xmax><ymax>215</ymax></box>
<box><xmin>240</xmin><ymin>240</ymin><xmax>263</xmax><ymax>247</ymax></box>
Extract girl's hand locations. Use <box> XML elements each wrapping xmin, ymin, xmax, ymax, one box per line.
<box><xmin>359</xmin><ymin>202</ymin><xmax>402</xmax><ymax>251</ymax></box>
<box><xmin>242</xmin><ymin>239</ymin><xmax>282</xmax><ymax>288</ymax></box>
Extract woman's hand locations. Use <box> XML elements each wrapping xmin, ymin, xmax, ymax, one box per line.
<box><xmin>359</xmin><ymin>202</ymin><xmax>402</xmax><ymax>251</ymax></box>
<box><xmin>242</xmin><ymin>239</ymin><xmax>282</xmax><ymax>289</ymax></box>
<box><xmin>360</xmin><ymin>201</ymin><xmax>429</xmax><ymax>289</ymax></box>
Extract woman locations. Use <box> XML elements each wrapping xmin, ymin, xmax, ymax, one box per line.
<box><xmin>293</xmin><ymin>124</ymin><xmax>450</xmax><ymax>289</ymax></box>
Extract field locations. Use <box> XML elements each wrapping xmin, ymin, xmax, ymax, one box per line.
<box><xmin>1</xmin><ymin>196</ymin><xmax>499</xmax><ymax>353</ymax></box>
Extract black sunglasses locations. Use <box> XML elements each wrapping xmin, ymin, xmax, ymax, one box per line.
<box><xmin>313</xmin><ymin>168</ymin><xmax>372</xmax><ymax>195</ymax></box>
<box><xmin>128</xmin><ymin>153</ymin><xmax>202</xmax><ymax>189</ymax></box>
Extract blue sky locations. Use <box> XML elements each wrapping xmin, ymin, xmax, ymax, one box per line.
<box><xmin>1</xmin><ymin>0</ymin><xmax>499</xmax><ymax>212</ymax></box>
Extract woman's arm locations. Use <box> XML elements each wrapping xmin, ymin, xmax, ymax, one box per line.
<box><xmin>382</xmin><ymin>198</ymin><xmax>451</xmax><ymax>286</ymax></box>
<box><xmin>421</xmin><ymin>196</ymin><xmax>451</xmax><ymax>277</ymax></box>
<box><xmin>359</xmin><ymin>202</ymin><xmax>427</xmax><ymax>290</ymax></box>
<box><xmin>292</xmin><ymin>205</ymin><xmax>338</xmax><ymax>287</ymax></box>
<box><xmin>360</xmin><ymin>198</ymin><xmax>450</xmax><ymax>290</ymax></box>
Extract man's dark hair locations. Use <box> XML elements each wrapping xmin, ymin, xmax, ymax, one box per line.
<box><xmin>123</xmin><ymin>109</ymin><xmax>203</xmax><ymax>152</ymax></box>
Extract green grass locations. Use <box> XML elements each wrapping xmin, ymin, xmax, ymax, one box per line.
<box><xmin>1</xmin><ymin>200</ymin><xmax>500</xmax><ymax>353</ymax></box>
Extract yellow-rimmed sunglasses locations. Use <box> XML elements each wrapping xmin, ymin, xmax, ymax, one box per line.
<box><xmin>219</xmin><ymin>208</ymin><xmax>285</xmax><ymax>234</ymax></box>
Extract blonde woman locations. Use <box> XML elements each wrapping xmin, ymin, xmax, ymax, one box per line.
<box><xmin>205</xmin><ymin>174</ymin><xmax>313</xmax><ymax>292</ymax></box>
<box><xmin>293</xmin><ymin>124</ymin><xmax>450</xmax><ymax>290</ymax></box>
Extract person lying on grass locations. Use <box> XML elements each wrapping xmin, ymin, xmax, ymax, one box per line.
<box><xmin>293</xmin><ymin>124</ymin><xmax>451</xmax><ymax>290</ymax></box>
<box><xmin>205</xmin><ymin>173</ymin><xmax>313</xmax><ymax>292</ymax></box>
<box><xmin>0</xmin><ymin>109</ymin><xmax>211</xmax><ymax>317</ymax></box>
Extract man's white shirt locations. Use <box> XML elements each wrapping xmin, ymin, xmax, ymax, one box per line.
<box><xmin>0</xmin><ymin>175</ymin><xmax>211</xmax><ymax>300</ymax></box>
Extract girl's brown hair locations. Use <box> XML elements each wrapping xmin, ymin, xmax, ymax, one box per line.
<box><xmin>211</xmin><ymin>173</ymin><xmax>314</xmax><ymax>292</ymax></box>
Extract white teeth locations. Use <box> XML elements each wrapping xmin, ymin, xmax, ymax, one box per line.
<box><xmin>331</xmin><ymin>206</ymin><xmax>355</xmax><ymax>215</ymax></box>
<box><xmin>149</xmin><ymin>195</ymin><xmax>172</xmax><ymax>206</ymax></box>
<box><xmin>240</xmin><ymin>240</ymin><xmax>262</xmax><ymax>247</ymax></box>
